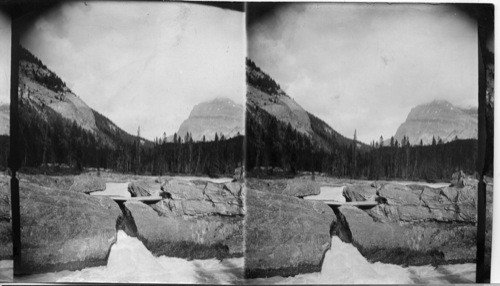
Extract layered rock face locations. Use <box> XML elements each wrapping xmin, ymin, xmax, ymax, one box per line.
<box><xmin>245</xmin><ymin>181</ymin><xmax>335</xmax><ymax>278</ymax></box>
<box><xmin>336</xmin><ymin>206</ymin><xmax>475</xmax><ymax>265</ymax></box>
<box><xmin>118</xmin><ymin>178</ymin><xmax>244</xmax><ymax>258</ymax></box>
<box><xmin>0</xmin><ymin>104</ymin><xmax>9</xmax><ymax>136</ymax></box>
<box><xmin>19</xmin><ymin>181</ymin><xmax>121</xmax><ymax>274</ymax></box>
<box><xmin>176</xmin><ymin>97</ymin><xmax>244</xmax><ymax>141</ymax></box>
<box><xmin>343</xmin><ymin>184</ymin><xmax>377</xmax><ymax>202</ymax></box>
<box><xmin>123</xmin><ymin>201</ymin><xmax>243</xmax><ymax>259</ymax></box>
<box><xmin>127</xmin><ymin>181</ymin><xmax>156</xmax><ymax>197</ymax></box>
<box><xmin>394</xmin><ymin>100</ymin><xmax>477</xmax><ymax>145</ymax></box>
<box><xmin>336</xmin><ymin>182</ymin><xmax>482</xmax><ymax>266</ymax></box>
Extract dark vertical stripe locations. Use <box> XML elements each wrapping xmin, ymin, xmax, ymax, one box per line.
<box><xmin>9</xmin><ymin>9</ymin><xmax>21</xmax><ymax>277</ymax></box>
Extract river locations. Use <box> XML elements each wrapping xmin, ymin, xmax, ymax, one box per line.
<box><xmin>246</xmin><ymin>236</ymin><xmax>475</xmax><ymax>284</ymax></box>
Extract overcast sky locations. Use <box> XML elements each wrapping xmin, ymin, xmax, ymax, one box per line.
<box><xmin>21</xmin><ymin>2</ymin><xmax>245</xmax><ymax>140</ymax></box>
<box><xmin>0</xmin><ymin>11</ymin><xmax>10</xmax><ymax>105</ymax></box>
<box><xmin>248</xmin><ymin>3</ymin><xmax>478</xmax><ymax>144</ymax></box>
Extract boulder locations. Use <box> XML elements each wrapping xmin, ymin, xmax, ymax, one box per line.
<box><xmin>245</xmin><ymin>188</ymin><xmax>335</xmax><ymax>278</ymax></box>
<box><xmin>19</xmin><ymin>181</ymin><xmax>121</xmax><ymax>274</ymax></box>
<box><xmin>153</xmin><ymin>180</ymin><xmax>243</xmax><ymax>217</ymax></box>
<box><xmin>122</xmin><ymin>201</ymin><xmax>243</xmax><ymax>259</ymax></box>
<box><xmin>343</xmin><ymin>184</ymin><xmax>377</xmax><ymax>202</ymax></box>
<box><xmin>337</xmin><ymin>206</ymin><xmax>476</xmax><ymax>266</ymax></box>
<box><xmin>68</xmin><ymin>175</ymin><xmax>106</xmax><ymax>194</ymax></box>
<box><xmin>245</xmin><ymin>178</ymin><xmax>320</xmax><ymax>197</ymax></box>
<box><xmin>162</xmin><ymin>179</ymin><xmax>204</xmax><ymax>200</ymax></box>
<box><xmin>0</xmin><ymin>178</ymin><xmax>11</xmax><ymax>260</ymax></box>
<box><xmin>367</xmin><ymin>183</ymin><xmax>476</xmax><ymax>223</ymax></box>
<box><xmin>128</xmin><ymin>181</ymin><xmax>159</xmax><ymax>197</ymax></box>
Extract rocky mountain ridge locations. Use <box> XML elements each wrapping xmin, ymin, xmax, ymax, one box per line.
<box><xmin>246</xmin><ymin>58</ymin><xmax>359</xmax><ymax>153</ymax></box>
<box><xmin>176</xmin><ymin>97</ymin><xmax>244</xmax><ymax>142</ymax></box>
<box><xmin>393</xmin><ymin>100</ymin><xmax>477</xmax><ymax>145</ymax></box>
<box><xmin>246</xmin><ymin>59</ymin><xmax>312</xmax><ymax>135</ymax></box>
<box><xmin>19</xmin><ymin>46</ymin><xmax>144</xmax><ymax>147</ymax></box>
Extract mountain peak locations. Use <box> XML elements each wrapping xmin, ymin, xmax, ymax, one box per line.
<box><xmin>394</xmin><ymin>100</ymin><xmax>477</xmax><ymax>145</ymax></box>
<box><xmin>176</xmin><ymin>97</ymin><xmax>244</xmax><ymax>141</ymax></box>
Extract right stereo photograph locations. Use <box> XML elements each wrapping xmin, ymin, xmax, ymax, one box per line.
<box><xmin>244</xmin><ymin>3</ymin><xmax>494</xmax><ymax>284</ymax></box>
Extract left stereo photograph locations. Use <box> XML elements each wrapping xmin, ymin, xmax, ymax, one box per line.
<box><xmin>0</xmin><ymin>5</ymin><xmax>12</xmax><ymax>284</ymax></box>
<box><xmin>12</xmin><ymin>2</ymin><xmax>245</xmax><ymax>283</ymax></box>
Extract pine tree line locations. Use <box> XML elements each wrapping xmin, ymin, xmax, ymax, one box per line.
<box><xmin>246</xmin><ymin>105</ymin><xmax>479</xmax><ymax>181</ymax></box>
<box><xmin>18</xmin><ymin>102</ymin><xmax>243</xmax><ymax>176</ymax></box>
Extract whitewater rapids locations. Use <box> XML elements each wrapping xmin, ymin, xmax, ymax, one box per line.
<box><xmin>18</xmin><ymin>231</ymin><xmax>243</xmax><ymax>283</ymax></box>
<box><xmin>248</xmin><ymin>236</ymin><xmax>475</xmax><ymax>284</ymax></box>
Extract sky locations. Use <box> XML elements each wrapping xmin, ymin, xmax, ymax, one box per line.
<box><xmin>248</xmin><ymin>3</ymin><xmax>478</xmax><ymax>144</ymax></box>
<box><xmin>0</xmin><ymin>10</ymin><xmax>10</xmax><ymax>105</ymax></box>
<box><xmin>21</xmin><ymin>2</ymin><xmax>245</xmax><ymax>140</ymax></box>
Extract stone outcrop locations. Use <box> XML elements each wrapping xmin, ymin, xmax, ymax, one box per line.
<box><xmin>127</xmin><ymin>181</ymin><xmax>158</xmax><ymax>197</ymax></box>
<box><xmin>153</xmin><ymin>179</ymin><xmax>243</xmax><ymax>217</ymax></box>
<box><xmin>367</xmin><ymin>183</ymin><xmax>476</xmax><ymax>223</ymax></box>
<box><xmin>336</xmin><ymin>181</ymin><xmax>481</xmax><ymax>266</ymax></box>
<box><xmin>122</xmin><ymin>201</ymin><xmax>243</xmax><ymax>259</ymax></box>
<box><xmin>19</xmin><ymin>181</ymin><xmax>121</xmax><ymax>274</ymax></box>
<box><xmin>244</xmin><ymin>188</ymin><xmax>335</xmax><ymax>278</ymax></box>
<box><xmin>245</xmin><ymin>178</ymin><xmax>320</xmax><ymax>198</ymax></box>
<box><xmin>343</xmin><ymin>184</ymin><xmax>378</xmax><ymax>202</ymax></box>
<box><xmin>336</xmin><ymin>206</ymin><xmax>476</xmax><ymax>266</ymax></box>
<box><xmin>0</xmin><ymin>177</ymin><xmax>11</xmax><ymax>260</ymax></box>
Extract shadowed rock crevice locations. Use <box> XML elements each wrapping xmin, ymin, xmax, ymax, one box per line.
<box><xmin>116</xmin><ymin>201</ymin><xmax>138</xmax><ymax>237</ymax></box>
